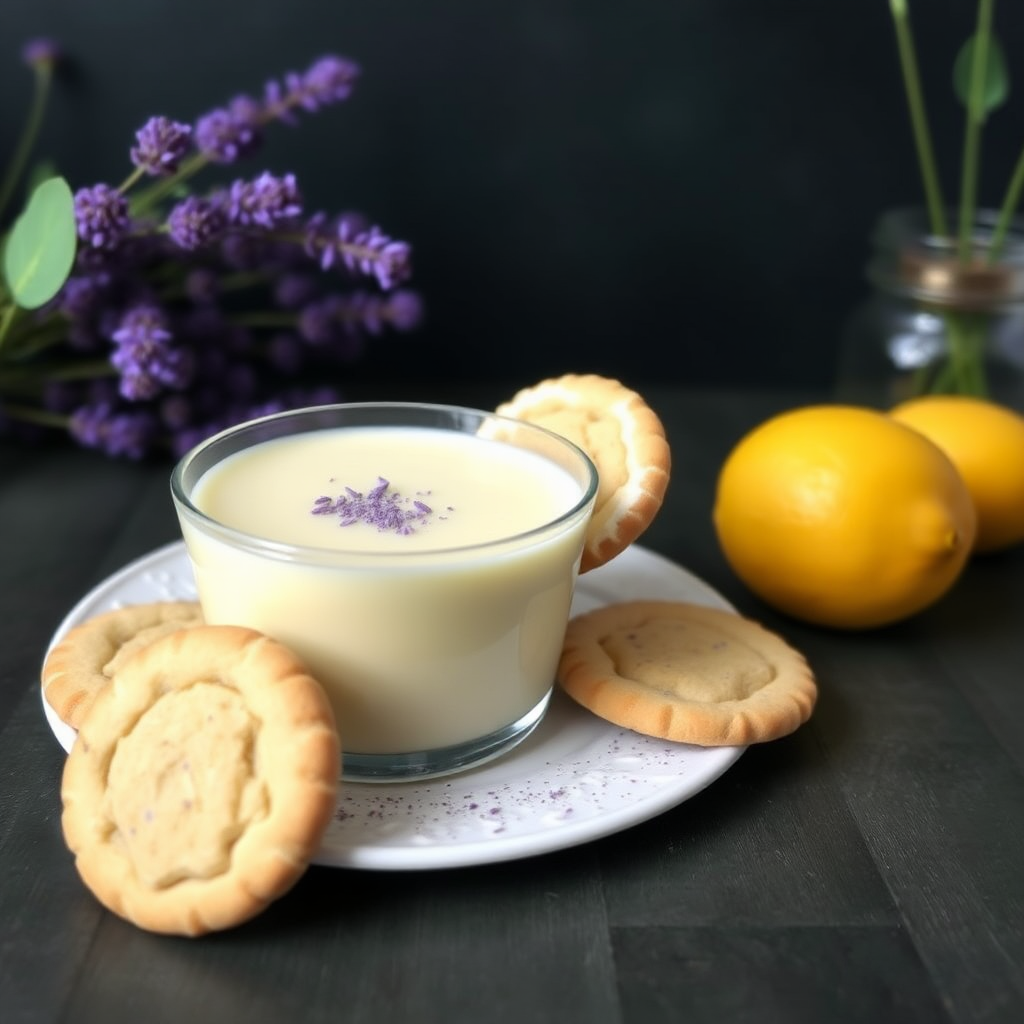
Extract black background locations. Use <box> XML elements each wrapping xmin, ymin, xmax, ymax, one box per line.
<box><xmin>4</xmin><ymin>0</ymin><xmax>1024</xmax><ymax>391</ymax></box>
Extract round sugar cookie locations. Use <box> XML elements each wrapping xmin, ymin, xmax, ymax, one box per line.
<box><xmin>495</xmin><ymin>374</ymin><xmax>670</xmax><ymax>573</ymax></box>
<box><xmin>557</xmin><ymin>601</ymin><xmax>817</xmax><ymax>745</ymax></box>
<box><xmin>42</xmin><ymin>601</ymin><xmax>204</xmax><ymax>729</ymax></box>
<box><xmin>61</xmin><ymin>625</ymin><xmax>340</xmax><ymax>936</ymax></box>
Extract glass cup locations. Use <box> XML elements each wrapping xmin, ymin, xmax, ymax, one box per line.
<box><xmin>170</xmin><ymin>402</ymin><xmax>598</xmax><ymax>782</ymax></box>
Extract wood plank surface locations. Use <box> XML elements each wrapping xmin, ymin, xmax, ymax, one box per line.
<box><xmin>1</xmin><ymin>387</ymin><xmax>1022</xmax><ymax>1024</ymax></box>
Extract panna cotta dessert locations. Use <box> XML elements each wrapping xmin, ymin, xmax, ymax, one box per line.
<box><xmin>172</xmin><ymin>404</ymin><xmax>598</xmax><ymax>781</ymax></box>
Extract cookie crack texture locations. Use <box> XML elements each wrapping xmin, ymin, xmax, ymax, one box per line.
<box><xmin>102</xmin><ymin>619</ymin><xmax>198</xmax><ymax>681</ymax></box>
<box><xmin>599</xmin><ymin>618</ymin><xmax>775</xmax><ymax>703</ymax></box>
<box><xmin>104</xmin><ymin>681</ymin><xmax>267</xmax><ymax>889</ymax></box>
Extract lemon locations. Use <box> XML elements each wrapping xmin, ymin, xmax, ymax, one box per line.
<box><xmin>712</xmin><ymin>405</ymin><xmax>976</xmax><ymax>629</ymax></box>
<box><xmin>889</xmin><ymin>395</ymin><xmax>1024</xmax><ymax>553</ymax></box>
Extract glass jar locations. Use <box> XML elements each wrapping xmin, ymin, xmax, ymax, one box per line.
<box><xmin>836</xmin><ymin>208</ymin><xmax>1024</xmax><ymax>409</ymax></box>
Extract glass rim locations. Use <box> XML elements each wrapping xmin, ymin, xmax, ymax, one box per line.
<box><xmin>169</xmin><ymin>400</ymin><xmax>600</xmax><ymax>565</ymax></box>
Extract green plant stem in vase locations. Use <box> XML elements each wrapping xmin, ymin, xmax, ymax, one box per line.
<box><xmin>837</xmin><ymin>206</ymin><xmax>1024</xmax><ymax>408</ymax></box>
<box><xmin>848</xmin><ymin>0</ymin><xmax>1024</xmax><ymax>407</ymax></box>
<box><xmin>927</xmin><ymin>311</ymin><xmax>989</xmax><ymax>395</ymax></box>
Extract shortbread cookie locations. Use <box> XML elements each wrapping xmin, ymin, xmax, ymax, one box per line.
<box><xmin>557</xmin><ymin>601</ymin><xmax>816</xmax><ymax>745</ymax></box>
<box><xmin>495</xmin><ymin>374</ymin><xmax>670</xmax><ymax>573</ymax></box>
<box><xmin>43</xmin><ymin>601</ymin><xmax>204</xmax><ymax>729</ymax></box>
<box><xmin>61</xmin><ymin>625</ymin><xmax>340</xmax><ymax>936</ymax></box>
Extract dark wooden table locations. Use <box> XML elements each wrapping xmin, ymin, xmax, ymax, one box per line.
<box><xmin>2</xmin><ymin>385</ymin><xmax>1022</xmax><ymax>1024</ymax></box>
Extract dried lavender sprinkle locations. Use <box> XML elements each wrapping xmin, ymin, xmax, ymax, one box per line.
<box><xmin>312</xmin><ymin>476</ymin><xmax>442</xmax><ymax>534</ymax></box>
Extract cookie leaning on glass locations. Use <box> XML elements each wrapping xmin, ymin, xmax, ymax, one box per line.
<box><xmin>60</xmin><ymin>624</ymin><xmax>340</xmax><ymax>936</ymax></box>
<box><xmin>495</xmin><ymin>373</ymin><xmax>671</xmax><ymax>573</ymax></box>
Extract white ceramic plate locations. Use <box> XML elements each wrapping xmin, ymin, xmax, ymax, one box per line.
<box><xmin>41</xmin><ymin>541</ymin><xmax>745</xmax><ymax>871</ymax></box>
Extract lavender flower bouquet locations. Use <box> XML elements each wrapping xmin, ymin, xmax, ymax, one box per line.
<box><xmin>0</xmin><ymin>41</ymin><xmax>421</xmax><ymax>459</ymax></box>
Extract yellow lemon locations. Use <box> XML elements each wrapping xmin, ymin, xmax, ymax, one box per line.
<box><xmin>712</xmin><ymin>405</ymin><xmax>976</xmax><ymax>629</ymax></box>
<box><xmin>889</xmin><ymin>395</ymin><xmax>1024</xmax><ymax>553</ymax></box>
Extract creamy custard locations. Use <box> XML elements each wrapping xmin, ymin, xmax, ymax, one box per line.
<box><xmin>178</xmin><ymin>424</ymin><xmax>593</xmax><ymax>757</ymax></box>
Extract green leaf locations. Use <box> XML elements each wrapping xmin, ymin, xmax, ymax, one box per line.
<box><xmin>953</xmin><ymin>33</ymin><xmax>1009</xmax><ymax>120</ymax></box>
<box><xmin>23</xmin><ymin>159</ymin><xmax>59</xmax><ymax>198</ymax></box>
<box><xmin>2</xmin><ymin>175</ymin><xmax>77</xmax><ymax>310</ymax></box>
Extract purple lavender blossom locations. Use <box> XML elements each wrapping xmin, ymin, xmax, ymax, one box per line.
<box><xmin>262</xmin><ymin>74</ymin><xmax>304</xmax><ymax>126</ymax></box>
<box><xmin>298</xmin><ymin>295</ymin><xmax>345</xmax><ymax>345</ymax></box>
<box><xmin>350</xmin><ymin>227</ymin><xmax>412</xmax><ymax>290</ymax></box>
<box><xmin>194</xmin><ymin>105</ymin><xmax>262</xmax><ymax>164</ymax></box>
<box><xmin>69</xmin><ymin>403</ymin><xmax>158</xmax><ymax>459</ymax></box>
<box><xmin>119</xmin><ymin>370</ymin><xmax>160</xmax><ymax>401</ymax></box>
<box><xmin>263</xmin><ymin>56</ymin><xmax>360</xmax><ymax>122</ymax></box>
<box><xmin>386</xmin><ymin>290</ymin><xmax>424</xmax><ymax>331</ymax></box>
<box><xmin>227</xmin><ymin>172</ymin><xmax>303</xmax><ymax>228</ymax></box>
<box><xmin>273</xmin><ymin>273</ymin><xmax>319</xmax><ymax>309</ymax></box>
<box><xmin>109</xmin><ymin>304</ymin><xmax>193</xmax><ymax>400</ymax></box>
<box><xmin>167</xmin><ymin>196</ymin><xmax>227</xmax><ymax>250</ymax></box>
<box><xmin>296</xmin><ymin>290</ymin><xmax>419</xmax><ymax>349</ymax></box>
<box><xmin>130</xmin><ymin>117</ymin><xmax>193</xmax><ymax>176</ymax></box>
<box><xmin>22</xmin><ymin>39</ymin><xmax>61</xmax><ymax>68</ymax></box>
<box><xmin>56</xmin><ymin>272</ymin><xmax>112</xmax><ymax>319</ymax></box>
<box><xmin>304</xmin><ymin>213</ymin><xmax>361</xmax><ymax>270</ymax></box>
<box><xmin>304</xmin><ymin>215</ymin><xmax>412</xmax><ymax>289</ymax></box>
<box><xmin>301</xmin><ymin>56</ymin><xmax>360</xmax><ymax>107</ymax></box>
<box><xmin>111</xmin><ymin>304</ymin><xmax>172</xmax><ymax>351</ymax></box>
<box><xmin>118</xmin><ymin>353</ymin><xmax>194</xmax><ymax>401</ymax></box>
<box><xmin>8</xmin><ymin>51</ymin><xmax>421</xmax><ymax>462</ymax></box>
<box><xmin>302</xmin><ymin>212</ymin><xmax>330</xmax><ymax>263</ymax></box>
<box><xmin>68</xmin><ymin>404</ymin><xmax>108</xmax><ymax>448</ymax></box>
<box><xmin>356</xmin><ymin>294</ymin><xmax>384</xmax><ymax>335</ymax></box>
<box><xmin>228</xmin><ymin>94</ymin><xmax>263</xmax><ymax>127</ymax></box>
<box><xmin>74</xmin><ymin>184</ymin><xmax>131</xmax><ymax>250</ymax></box>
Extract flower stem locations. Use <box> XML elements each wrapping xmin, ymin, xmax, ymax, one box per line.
<box><xmin>156</xmin><ymin>268</ymin><xmax>270</xmax><ymax>303</ymax></box>
<box><xmin>987</xmin><ymin>142</ymin><xmax>1024</xmax><ymax>262</ymax></box>
<box><xmin>958</xmin><ymin>0</ymin><xmax>997</xmax><ymax>262</ymax></box>
<box><xmin>3</xmin><ymin>321</ymin><xmax>78</xmax><ymax>360</ymax></box>
<box><xmin>0</xmin><ymin>357</ymin><xmax>115</xmax><ymax>390</ymax></box>
<box><xmin>0</xmin><ymin>62</ymin><xmax>53</xmax><ymax>224</ymax></box>
<box><xmin>130</xmin><ymin>151</ymin><xmax>210</xmax><ymax>214</ymax></box>
<box><xmin>217</xmin><ymin>269</ymin><xmax>272</xmax><ymax>291</ymax></box>
<box><xmin>231</xmin><ymin>311</ymin><xmax>297</xmax><ymax>329</ymax></box>
<box><xmin>46</xmin><ymin>358</ymin><xmax>117</xmax><ymax>381</ymax></box>
<box><xmin>0</xmin><ymin>402</ymin><xmax>68</xmax><ymax>429</ymax></box>
<box><xmin>0</xmin><ymin>303</ymin><xmax>23</xmax><ymax>354</ymax></box>
<box><xmin>118</xmin><ymin>166</ymin><xmax>147</xmax><ymax>194</ymax></box>
<box><xmin>889</xmin><ymin>0</ymin><xmax>948</xmax><ymax>237</ymax></box>
<box><xmin>932</xmin><ymin>311</ymin><xmax>989</xmax><ymax>396</ymax></box>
